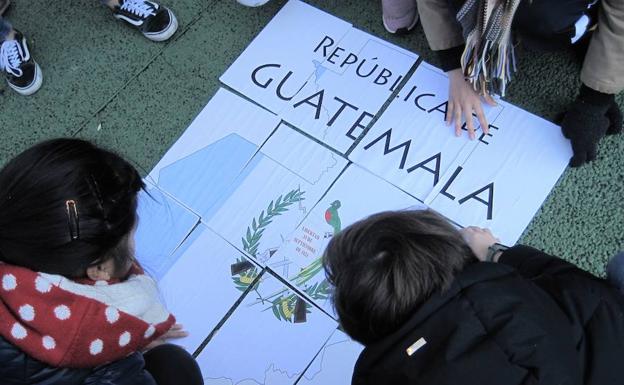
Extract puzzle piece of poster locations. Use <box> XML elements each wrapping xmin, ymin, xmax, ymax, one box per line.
<box><xmin>204</xmin><ymin>124</ymin><xmax>348</xmax><ymax>266</ymax></box>
<box><xmin>158</xmin><ymin>224</ymin><xmax>261</xmax><ymax>354</ymax></box>
<box><xmin>350</xmin><ymin>62</ymin><xmax>571</xmax><ymax>244</ymax></box>
<box><xmin>296</xmin><ymin>329</ymin><xmax>364</xmax><ymax>385</ymax></box>
<box><xmin>349</xmin><ymin>62</ymin><xmax>504</xmax><ymax>201</ymax></box>
<box><xmin>197</xmin><ymin>272</ymin><xmax>338</xmax><ymax>385</ymax></box>
<box><xmin>135</xmin><ymin>182</ymin><xmax>200</xmax><ymax>280</ymax></box>
<box><xmin>146</xmin><ymin>88</ymin><xmax>280</xmax><ymax>215</ymax></box>
<box><xmin>220</xmin><ymin>0</ymin><xmax>351</xmax><ymax>114</ymax></box>
<box><xmin>278</xmin><ymin>28</ymin><xmax>417</xmax><ymax>153</ymax></box>
<box><xmin>221</xmin><ymin>0</ymin><xmax>418</xmax><ymax>153</ymax></box>
<box><xmin>268</xmin><ymin>164</ymin><xmax>426</xmax><ymax>316</ymax></box>
<box><xmin>426</xmin><ymin>103</ymin><xmax>572</xmax><ymax>244</ymax></box>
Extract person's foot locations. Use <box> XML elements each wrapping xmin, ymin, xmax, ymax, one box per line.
<box><xmin>0</xmin><ymin>30</ymin><xmax>42</xmax><ymax>96</ymax></box>
<box><xmin>236</xmin><ymin>0</ymin><xmax>272</xmax><ymax>7</ymax></box>
<box><xmin>382</xmin><ymin>0</ymin><xmax>419</xmax><ymax>35</ymax></box>
<box><xmin>112</xmin><ymin>0</ymin><xmax>178</xmax><ymax>42</ymax></box>
<box><xmin>0</xmin><ymin>0</ymin><xmax>10</xmax><ymax>15</ymax></box>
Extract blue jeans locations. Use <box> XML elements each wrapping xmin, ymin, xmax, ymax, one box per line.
<box><xmin>607</xmin><ymin>252</ymin><xmax>624</xmax><ymax>294</ymax></box>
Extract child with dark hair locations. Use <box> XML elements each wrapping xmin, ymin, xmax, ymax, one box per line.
<box><xmin>0</xmin><ymin>139</ymin><xmax>203</xmax><ymax>385</ymax></box>
<box><xmin>324</xmin><ymin>210</ymin><xmax>624</xmax><ymax>384</ymax></box>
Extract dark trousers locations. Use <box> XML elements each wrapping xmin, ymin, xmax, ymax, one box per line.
<box><xmin>144</xmin><ymin>344</ymin><xmax>204</xmax><ymax>385</ymax></box>
<box><xmin>448</xmin><ymin>0</ymin><xmax>599</xmax><ymax>51</ymax></box>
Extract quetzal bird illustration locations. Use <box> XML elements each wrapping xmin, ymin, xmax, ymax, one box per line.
<box><xmin>324</xmin><ymin>200</ymin><xmax>342</xmax><ymax>235</ymax></box>
<box><xmin>290</xmin><ymin>200</ymin><xmax>343</xmax><ymax>288</ymax></box>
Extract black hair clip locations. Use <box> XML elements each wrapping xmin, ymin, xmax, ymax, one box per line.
<box><xmin>66</xmin><ymin>200</ymin><xmax>80</xmax><ymax>240</ymax></box>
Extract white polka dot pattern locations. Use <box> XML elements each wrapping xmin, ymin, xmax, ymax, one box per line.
<box><xmin>2</xmin><ymin>274</ymin><xmax>17</xmax><ymax>291</ymax></box>
<box><xmin>18</xmin><ymin>304</ymin><xmax>35</xmax><ymax>322</ymax></box>
<box><xmin>105</xmin><ymin>306</ymin><xmax>120</xmax><ymax>324</ymax></box>
<box><xmin>42</xmin><ymin>336</ymin><xmax>56</xmax><ymax>350</ymax></box>
<box><xmin>119</xmin><ymin>331</ymin><xmax>131</xmax><ymax>347</ymax></box>
<box><xmin>89</xmin><ymin>339</ymin><xmax>103</xmax><ymax>355</ymax></box>
<box><xmin>11</xmin><ymin>323</ymin><xmax>27</xmax><ymax>340</ymax></box>
<box><xmin>54</xmin><ymin>305</ymin><xmax>71</xmax><ymax>320</ymax></box>
<box><xmin>144</xmin><ymin>325</ymin><xmax>156</xmax><ymax>338</ymax></box>
<box><xmin>35</xmin><ymin>276</ymin><xmax>52</xmax><ymax>293</ymax></box>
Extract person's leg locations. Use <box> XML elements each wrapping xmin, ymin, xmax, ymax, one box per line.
<box><xmin>0</xmin><ymin>17</ymin><xmax>11</xmax><ymax>42</ymax></box>
<box><xmin>514</xmin><ymin>0</ymin><xmax>599</xmax><ymax>52</ymax></box>
<box><xmin>607</xmin><ymin>252</ymin><xmax>624</xmax><ymax>294</ymax></box>
<box><xmin>0</xmin><ymin>20</ymin><xmax>42</xmax><ymax>95</ymax></box>
<box><xmin>100</xmin><ymin>0</ymin><xmax>178</xmax><ymax>42</ymax></box>
<box><xmin>381</xmin><ymin>0</ymin><xmax>419</xmax><ymax>35</ymax></box>
<box><xmin>0</xmin><ymin>1</ymin><xmax>9</xmax><ymax>16</ymax></box>
<box><xmin>143</xmin><ymin>344</ymin><xmax>203</xmax><ymax>385</ymax></box>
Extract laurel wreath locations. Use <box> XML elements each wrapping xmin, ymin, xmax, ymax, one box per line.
<box><xmin>230</xmin><ymin>187</ymin><xmax>333</xmax><ymax>322</ymax></box>
<box><xmin>231</xmin><ymin>188</ymin><xmax>305</xmax><ymax>292</ymax></box>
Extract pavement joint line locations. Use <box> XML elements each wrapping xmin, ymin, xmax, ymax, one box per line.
<box><xmin>71</xmin><ymin>0</ymin><xmax>220</xmax><ymax>137</ymax></box>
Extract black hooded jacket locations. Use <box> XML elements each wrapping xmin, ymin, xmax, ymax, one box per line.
<box><xmin>353</xmin><ymin>245</ymin><xmax>624</xmax><ymax>385</ymax></box>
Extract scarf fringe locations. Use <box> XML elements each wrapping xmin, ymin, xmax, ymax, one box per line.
<box><xmin>457</xmin><ymin>0</ymin><xmax>520</xmax><ymax>97</ymax></box>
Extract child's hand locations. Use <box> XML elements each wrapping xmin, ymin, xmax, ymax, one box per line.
<box><xmin>460</xmin><ymin>226</ymin><xmax>499</xmax><ymax>262</ymax></box>
<box><xmin>144</xmin><ymin>324</ymin><xmax>189</xmax><ymax>351</ymax></box>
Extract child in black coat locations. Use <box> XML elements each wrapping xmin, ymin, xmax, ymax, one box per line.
<box><xmin>323</xmin><ymin>210</ymin><xmax>624</xmax><ymax>384</ymax></box>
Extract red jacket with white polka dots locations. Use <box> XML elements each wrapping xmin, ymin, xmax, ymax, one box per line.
<box><xmin>0</xmin><ymin>263</ymin><xmax>175</xmax><ymax>368</ymax></box>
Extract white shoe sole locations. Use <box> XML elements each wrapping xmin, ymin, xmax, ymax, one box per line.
<box><xmin>383</xmin><ymin>14</ymin><xmax>419</xmax><ymax>34</ymax></box>
<box><xmin>143</xmin><ymin>9</ymin><xmax>178</xmax><ymax>42</ymax></box>
<box><xmin>9</xmin><ymin>61</ymin><xmax>43</xmax><ymax>96</ymax></box>
<box><xmin>236</xmin><ymin>0</ymin><xmax>271</xmax><ymax>7</ymax></box>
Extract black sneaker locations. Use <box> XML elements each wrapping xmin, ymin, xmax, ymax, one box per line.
<box><xmin>0</xmin><ymin>30</ymin><xmax>42</xmax><ymax>96</ymax></box>
<box><xmin>113</xmin><ymin>0</ymin><xmax>178</xmax><ymax>42</ymax></box>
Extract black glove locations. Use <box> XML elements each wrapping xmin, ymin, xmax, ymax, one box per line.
<box><xmin>606</xmin><ymin>101</ymin><xmax>623</xmax><ymax>136</ymax></box>
<box><xmin>561</xmin><ymin>99</ymin><xmax>623</xmax><ymax>167</ymax></box>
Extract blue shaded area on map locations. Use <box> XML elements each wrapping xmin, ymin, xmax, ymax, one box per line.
<box><xmin>158</xmin><ymin>133</ymin><xmax>263</xmax><ymax>222</ymax></box>
<box><xmin>313</xmin><ymin>60</ymin><xmax>327</xmax><ymax>81</ymax></box>
<box><xmin>135</xmin><ymin>185</ymin><xmax>199</xmax><ymax>280</ymax></box>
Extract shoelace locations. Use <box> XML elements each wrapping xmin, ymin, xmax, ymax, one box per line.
<box><xmin>120</xmin><ymin>0</ymin><xmax>156</xmax><ymax>18</ymax></box>
<box><xmin>0</xmin><ymin>40</ymin><xmax>23</xmax><ymax>77</ymax></box>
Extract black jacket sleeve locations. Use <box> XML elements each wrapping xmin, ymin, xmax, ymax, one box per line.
<box><xmin>498</xmin><ymin>245</ymin><xmax>597</xmax><ymax>282</ymax></box>
<box><xmin>498</xmin><ymin>245</ymin><xmax>624</xmax><ymax>384</ymax></box>
<box><xmin>464</xmin><ymin>267</ymin><xmax>583</xmax><ymax>384</ymax></box>
<box><xmin>436</xmin><ymin>45</ymin><xmax>464</xmax><ymax>72</ymax></box>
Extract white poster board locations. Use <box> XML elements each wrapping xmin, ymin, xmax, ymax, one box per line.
<box><xmin>297</xmin><ymin>329</ymin><xmax>364</xmax><ymax>385</ymax></box>
<box><xmin>158</xmin><ymin>224</ymin><xmax>261</xmax><ymax>353</ymax></box>
<box><xmin>145</xmin><ymin>88</ymin><xmax>281</xmax><ymax>217</ymax></box>
<box><xmin>350</xmin><ymin>63</ymin><xmax>571</xmax><ymax>243</ymax></box>
<box><xmin>221</xmin><ymin>0</ymin><xmax>417</xmax><ymax>153</ymax></box>
<box><xmin>135</xmin><ymin>1</ymin><xmax>574</xmax><ymax>383</ymax></box>
<box><xmin>197</xmin><ymin>273</ymin><xmax>337</xmax><ymax>385</ymax></box>
<box><xmin>203</xmin><ymin>124</ymin><xmax>348</xmax><ymax>265</ymax></box>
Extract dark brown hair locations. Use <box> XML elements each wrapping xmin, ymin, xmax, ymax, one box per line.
<box><xmin>323</xmin><ymin>209</ymin><xmax>476</xmax><ymax>345</ymax></box>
